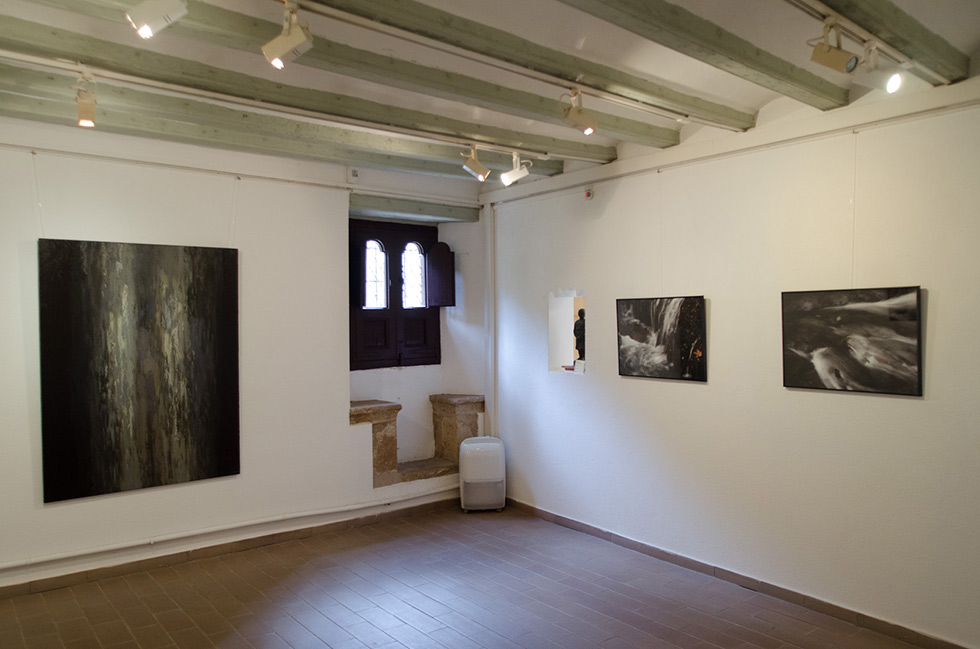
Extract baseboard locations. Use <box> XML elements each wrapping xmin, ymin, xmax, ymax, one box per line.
<box><xmin>504</xmin><ymin>498</ymin><xmax>968</xmax><ymax>649</ymax></box>
<box><xmin>0</xmin><ymin>498</ymin><xmax>459</xmax><ymax>601</ymax></box>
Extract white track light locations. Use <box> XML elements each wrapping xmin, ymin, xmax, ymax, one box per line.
<box><xmin>500</xmin><ymin>152</ymin><xmax>531</xmax><ymax>186</ymax></box>
<box><xmin>856</xmin><ymin>69</ymin><xmax>903</xmax><ymax>94</ymax></box>
<box><xmin>126</xmin><ymin>0</ymin><xmax>188</xmax><ymax>39</ymax></box>
<box><xmin>810</xmin><ymin>20</ymin><xmax>859</xmax><ymax>73</ymax></box>
<box><xmin>562</xmin><ymin>91</ymin><xmax>598</xmax><ymax>136</ymax></box>
<box><xmin>462</xmin><ymin>146</ymin><xmax>490</xmax><ymax>182</ymax></box>
<box><xmin>855</xmin><ymin>41</ymin><xmax>904</xmax><ymax>94</ymax></box>
<box><xmin>886</xmin><ymin>72</ymin><xmax>903</xmax><ymax>93</ymax></box>
<box><xmin>75</xmin><ymin>87</ymin><xmax>96</xmax><ymax>128</ymax></box>
<box><xmin>263</xmin><ymin>3</ymin><xmax>313</xmax><ymax>70</ymax></box>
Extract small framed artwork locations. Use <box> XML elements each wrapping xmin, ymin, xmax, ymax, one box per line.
<box><xmin>781</xmin><ymin>286</ymin><xmax>922</xmax><ymax>396</ymax></box>
<box><xmin>616</xmin><ymin>296</ymin><xmax>706</xmax><ymax>381</ymax></box>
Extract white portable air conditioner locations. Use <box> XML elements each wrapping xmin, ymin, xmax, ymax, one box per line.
<box><xmin>459</xmin><ymin>436</ymin><xmax>505</xmax><ymax>512</ymax></box>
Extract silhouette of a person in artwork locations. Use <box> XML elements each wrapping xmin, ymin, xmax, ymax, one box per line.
<box><xmin>574</xmin><ymin>308</ymin><xmax>585</xmax><ymax>361</ymax></box>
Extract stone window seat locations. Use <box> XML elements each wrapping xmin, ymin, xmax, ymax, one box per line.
<box><xmin>350</xmin><ymin>394</ymin><xmax>485</xmax><ymax>488</ymax></box>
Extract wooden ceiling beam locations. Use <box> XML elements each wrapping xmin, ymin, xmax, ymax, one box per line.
<box><xmin>0</xmin><ymin>16</ymin><xmax>615</xmax><ymax>164</ymax></box>
<box><xmin>27</xmin><ymin>0</ymin><xmax>677</xmax><ymax>148</ymax></box>
<box><xmin>0</xmin><ymin>62</ymin><xmax>563</xmax><ymax>178</ymax></box>
<box><xmin>554</xmin><ymin>0</ymin><xmax>850</xmax><ymax>110</ymax></box>
<box><xmin>305</xmin><ymin>0</ymin><xmax>757</xmax><ymax>130</ymax></box>
<box><xmin>349</xmin><ymin>194</ymin><xmax>480</xmax><ymax>224</ymax></box>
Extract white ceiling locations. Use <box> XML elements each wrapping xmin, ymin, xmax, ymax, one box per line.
<box><xmin>0</xmin><ymin>0</ymin><xmax>977</xmax><ymax>194</ymax></box>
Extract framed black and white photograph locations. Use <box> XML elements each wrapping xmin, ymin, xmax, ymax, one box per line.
<box><xmin>38</xmin><ymin>238</ymin><xmax>241</xmax><ymax>502</ymax></box>
<box><xmin>781</xmin><ymin>286</ymin><xmax>922</xmax><ymax>396</ymax></box>
<box><xmin>617</xmin><ymin>296</ymin><xmax>706</xmax><ymax>381</ymax></box>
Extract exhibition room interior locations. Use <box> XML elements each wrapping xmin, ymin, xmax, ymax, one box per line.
<box><xmin>1</xmin><ymin>1</ymin><xmax>978</xmax><ymax>648</ymax></box>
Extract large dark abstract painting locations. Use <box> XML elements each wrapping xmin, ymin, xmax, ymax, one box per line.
<box><xmin>38</xmin><ymin>239</ymin><xmax>240</xmax><ymax>502</ymax></box>
<box><xmin>781</xmin><ymin>286</ymin><xmax>922</xmax><ymax>396</ymax></box>
<box><xmin>617</xmin><ymin>296</ymin><xmax>706</xmax><ymax>381</ymax></box>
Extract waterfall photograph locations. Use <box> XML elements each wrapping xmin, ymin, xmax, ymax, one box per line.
<box><xmin>616</xmin><ymin>296</ymin><xmax>707</xmax><ymax>381</ymax></box>
<box><xmin>781</xmin><ymin>286</ymin><xmax>922</xmax><ymax>396</ymax></box>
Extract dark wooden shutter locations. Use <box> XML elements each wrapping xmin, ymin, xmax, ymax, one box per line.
<box><xmin>426</xmin><ymin>241</ymin><xmax>455</xmax><ymax>307</ymax></box>
<box><xmin>350</xmin><ymin>220</ymin><xmax>441</xmax><ymax>370</ymax></box>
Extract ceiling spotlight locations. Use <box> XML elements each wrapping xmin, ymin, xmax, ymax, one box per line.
<box><xmin>75</xmin><ymin>87</ymin><xmax>96</xmax><ymax>128</ymax></box>
<box><xmin>856</xmin><ymin>69</ymin><xmax>903</xmax><ymax>94</ymax></box>
<box><xmin>885</xmin><ymin>72</ymin><xmax>902</xmax><ymax>93</ymax></box>
<box><xmin>809</xmin><ymin>19</ymin><xmax>859</xmax><ymax>73</ymax></box>
<box><xmin>125</xmin><ymin>0</ymin><xmax>188</xmax><ymax>39</ymax></box>
<box><xmin>262</xmin><ymin>2</ymin><xmax>314</xmax><ymax>70</ymax></box>
<box><xmin>500</xmin><ymin>152</ymin><xmax>532</xmax><ymax>187</ymax></box>
<box><xmin>855</xmin><ymin>41</ymin><xmax>904</xmax><ymax>94</ymax></box>
<box><xmin>562</xmin><ymin>90</ymin><xmax>598</xmax><ymax>136</ymax></box>
<box><xmin>461</xmin><ymin>145</ymin><xmax>490</xmax><ymax>182</ymax></box>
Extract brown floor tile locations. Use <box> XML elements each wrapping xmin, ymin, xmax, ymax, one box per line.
<box><xmin>114</xmin><ymin>603</ymin><xmax>157</xmax><ymax>630</ymax></box>
<box><xmin>0</xmin><ymin>625</ymin><xmax>27</xmax><ymax>649</ymax></box>
<box><xmin>131</xmin><ymin>623</ymin><xmax>175</xmax><ymax>649</ymax></box>
<box><xmin>92</xmin><ymin>619</ymin><xmax>135</xmax><ymax>646</ymax></box>
<box><xmin>44</xmin><ymin>599</ymin><xmax>84</xmax><ymax>625</ymax></box>
<box><xmin>70</xmin><ymin>596</ymin><xmax>110</xmax><ymax>620</ymax></box>
<box><xmin>62</xmin><ymin>637</ymin><xmax>100</xmax><ymax>649</ymax></box>
<box><xmin>190</xmin><ymin>610</ymin><xmax>232</xmax><ymax>636</ymax></box>
<box><xmin>243</xmin><ymin>632</ymin><xmax>292</xmax><ymax>649</ymax></box>
<box><xmin>0</xmin><ymin>509</ymin><xmax>959</xmax><ymax>649</ymax></box>
<box><xmin>155</xmin><ymin>608</ymin><xmax>197</xmax><ymax>635</ymax></box>
<box><xmin>140</xmin><ymin>592</ymin><xmax>180</xmax><ymax>615</ymax></box>
<box><xmin>54</xmin><ymin>618</ymin><xmax>95</xmax><ymax>643</ymax></box>
<box><xmin>20</xmin><ymin>613</ymin><xmax>58</xmax><ymax>639</ymax></box>
<box><xmin>13</xmin><ymin>594</ymin><xmax>47</xmax><ymax>618</ymax></box>
<box><xmin>21</xmin><ymin>631</ymin><xmax>65</xmax><ymax>649</ymax></box>
<box><xmin>165</xmin><ymin>625</ymin><xmax>215</xmax><ymax>649</ymax></box>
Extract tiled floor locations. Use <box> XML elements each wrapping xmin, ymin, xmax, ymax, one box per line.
<box><xmin>1</xmin><ymin>506</ymin><xmax>923</xmax><ymax>649</ymax></box>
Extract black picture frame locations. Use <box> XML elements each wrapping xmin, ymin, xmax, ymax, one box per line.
<box><xmin>616</xmin><ymin>296</ymin><xmax>706</xmax><ymax>381</ymax></box>
<box><xmin>781</xmin><ymin>286</ymin><xmax>922</xmax><ymax>396</ymax></box>
<box><xmin>38</xmin><ymin>239</ymin><xmax>240</xmax><ymax>502</ymax></box>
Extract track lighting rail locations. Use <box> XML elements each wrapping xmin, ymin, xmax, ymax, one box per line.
<box><xmin>287</xmin><ymin>0</ymin><xmax>747</xmax><ymax>132</ymax></box>
<box><xmin>782</xmin><ymin>0</ymin><xmax>952</xmax><ymax>86</ymax></box>
<box><xmin>0</xmin><ymin>48</ymin><xmax>599</xmax><ymax>165</ymax></box>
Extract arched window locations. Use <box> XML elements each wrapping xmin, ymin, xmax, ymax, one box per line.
<box><xmin>364</xmin><ymin>239</ymin><xmax>387</xmax><ymax>309</ymax></box>
<box><xmin>401</xmin><ymin>242</ymin><xmax>426</xmax><ymax>309</ymax></box>
<box><xmin>350</xmin><ymin>220</ymin><xmax>448</xmax><ymax>370</ymax></box>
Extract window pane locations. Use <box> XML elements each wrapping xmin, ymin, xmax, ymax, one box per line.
<box><xmin>364</xmin><ymin>239</ymin><xmax>387</xmax><ymax>309</ymax></box>
<box><xmin>402</xmin><ymin>242</ymin><xmax>426</xmax><ymax>309</ymax></box>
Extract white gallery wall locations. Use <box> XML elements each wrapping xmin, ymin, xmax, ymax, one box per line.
<box><xmin>0</xmin><ymin>117</ymin><xmax>484</xmax><ymax>586</ymax></box>
<box><xmin>492</xmin><ymin>99</ymin><xmax>980</xmax><ymax>647</ymax></box>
